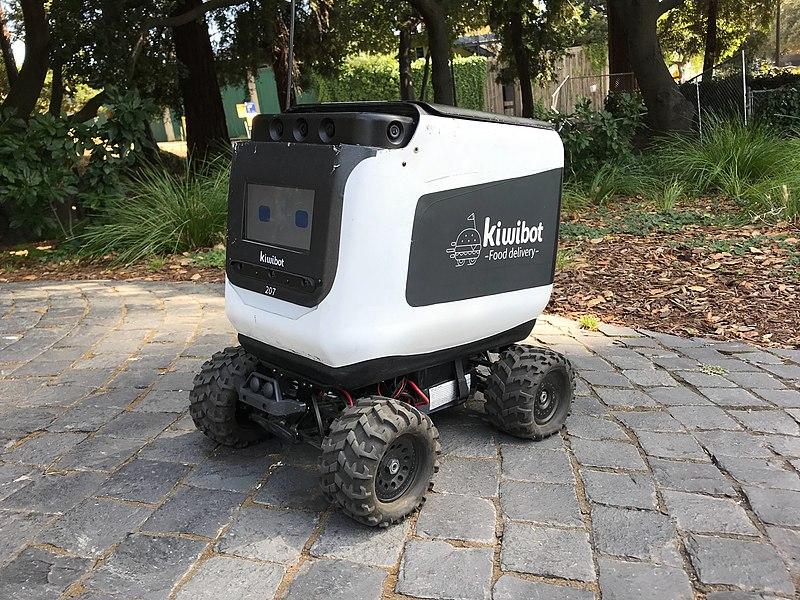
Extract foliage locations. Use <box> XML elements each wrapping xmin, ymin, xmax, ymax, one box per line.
<box><xmin>0</xmin><ymin>88</ymin><xmax>155</xmax><ymax>238</ymax></box>
<box><xmin>651</xmin><ymin>118</ymin><xmax>800</xmax><ymax>221</ymax></box>
<box><xmin>78</xmin><ymin>158</ymin><xmax>229</xmax><ymax>264</ymax></box>
<box><xmin>658</xmin><ymin>0</ymin><xmax>775</xmax><ymax>66</ymax></box>
<box><xmin>414</xmin><ymin>56</ymin><xmax>487</xmax><ymax>109</ymax></box>
<box><xmin>578</xmin><ymin>314</ymin><xmax>600</xmax><ymax>330</ymax></box>
<box><xmin>488</xmin><ymin>0</ymin><xmax>585</xmax><ymax>85</ymax></box>
<box><xmin>752</xmin><ymin>86</ymin><xmax>800</xmax><ymax>131</ymax></box>
<box><xmin>191</xmin><ymin>247</ymin><xmax>226</xmax><ymax>268</ymax></box>
<box><xmin>547</xmin><ymin>93</ymin><xmax>645</xmax><ymax>175</ymax></box>
<box><xmin>46</xmin><ymin>0</ymin><xmax>181</xmax><ymax>109</ymax></box>
<box><xmin>315</xmin><ymin>53</ymin><xmax>488</xmax><ymax>111</ymax></box>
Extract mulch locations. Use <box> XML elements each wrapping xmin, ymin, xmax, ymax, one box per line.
<box><xmin>553</xmin><ymin>223</ymin><xmax>800</xmax><ymax>348</ymax></box>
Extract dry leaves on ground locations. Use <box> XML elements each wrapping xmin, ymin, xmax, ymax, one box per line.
<box><xmin>554</xmin><ymin>225</ymin><xmax>800</xmax><ymax>348</ymax></box>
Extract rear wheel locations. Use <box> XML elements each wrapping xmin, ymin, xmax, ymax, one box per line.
<box><xmin>189</xmin><ymin>346</ymin><xmax>268</xmax><ymax>448</ymax></box>
<box><xmin>319</xmin><ymin>396</ymin><xmax>440</xmax><ymax>527</ymax></box>
<box><xmin>485</xmin><ymin>345</ymin><xmax>574</xmax><ymax>440</ymax></box>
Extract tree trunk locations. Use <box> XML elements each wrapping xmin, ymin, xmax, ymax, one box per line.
<box><xmin>171</xmin><ymin>0</ymin><xmax>229</xmax><ymax>162</ymax></box>
<box><xmin>611</xmin><ymin>0</ymin><xmax>694</xmax><ymax>133</ymax></box>
<box><xmin>1</xmin><ymin>0</ymin><xmax>49</xmax><ymax>120</ymax></box>
<box><xmin>49</xmin><ymin>58</ymin><xmax>64</xmax><ymax>116</ymax></box>
<box><xmin>508</xmin><ymin>7</ymin><xmax>534</xmax><ymax>118</ymax></box>
<box><xmin>0</xmin><ymin>2</ymin><xmax>18</xmax><ymax>87</ymax></box>
<box><xmin>407</xmin><ymin>0</ymin><xmax>454</xmax><ymax>105</ymax></box>
<box><xmin>399</xmin><ymin>24</ymin><xmax>415</xmax><ymax>101</ymax></box>
<box><xmin>775</xmin><ymin>0</ymin><xmax>782</xmax><ymax>67</ymax></box>
<box><xmin>607</xmin><ymin>0</ymin><xmax>633</xmax><ymax>92</ymax></box>
<box><xmin>702</xmin><ymin>0</ymin><xmax>719</xmax><ymax>76</ymax></box>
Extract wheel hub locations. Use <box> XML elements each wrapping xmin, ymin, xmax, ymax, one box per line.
<box><xmin>375</xmin><ymin>434</ymin><xmax>418</xmax><ymax>502</ymax></box>
<box><xmin>534</xmin><ymin>372</ymin><xmax>563</xmax><ymax>425</ymax></box>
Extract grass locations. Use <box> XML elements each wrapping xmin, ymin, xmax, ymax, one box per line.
<box><xmin>651</xmin><ymin>118</ymin><xmax>800</xmax><ymax>221</ymax></box>
<box><xmin>699</xmin><ymin>364</ymin><xmax>728</xmax><ymax>375</ymax></box>
<box><xmin>78</xmin><ymin>158</ymin><xmax>229</xmax><ymax>264</ymax></box>
<box><xmin>578</xmin><ymin>314</ymin><xmax>600</xmax><ymax>331</ymax></box>
<box><xmin>564</xmin><ymin>119</ymin><xmax>800</xmax><ymax>223</ymax></box>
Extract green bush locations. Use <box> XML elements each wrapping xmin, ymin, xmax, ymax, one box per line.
<box><xmin>0</xmin><ymin>88</ymin><xmax>155</xmax><ymax>238</ymax></box>
<box><xmin>652</xmin><ymin>118</ymin><xmax>800</xmax><ymax>221</ymax></box>
<box><xmin>548</xmin><ymin>94</ymin><xmax>645</xmax><ymax>176</ymax></box>
<box><xmin>314</xmin><ymin>54</ymin><xmax>487</xmax><ymax>111</ymax></box>
<box><xmin>78</xmin><ymin>158</ymin><xmax>229</xmax><ymax>264</ymax></box>
<box><xmin>752</xmin><ymin>87</ymin><xmax>800</xmax><ymax>131</ymax></box>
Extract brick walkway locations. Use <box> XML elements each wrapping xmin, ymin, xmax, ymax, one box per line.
<box><xmin>0</xmin><ymin>281</ymin><xmax>799</xmax><ymax>600</ymax></box>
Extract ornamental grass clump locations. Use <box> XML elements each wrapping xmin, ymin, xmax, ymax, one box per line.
<box><xmin>79</xmin><ymin>157</ymin><xmax>229</xmax><ymax>264</ymax></box>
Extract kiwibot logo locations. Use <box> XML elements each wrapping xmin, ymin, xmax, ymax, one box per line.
<box><xmin>446</xmin><ymin>213</ymin><xmax>544</xmax><ymax>267</ymax></box>
<box><xmin>259</xmin><ymin>251</ymin><xmax>285</xmax><ymax>268</ymax></box>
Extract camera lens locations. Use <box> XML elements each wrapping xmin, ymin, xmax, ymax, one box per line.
<box><xmin>294</xmin><ymin>118</ymin><xmax>309</xmax><ymax>141</ymax></box>
<box><xmin>269</xmin><ymin>118</ymin><xmax>284</xmax><ymax>140</ymax></box>
<box><xmin>319</xmin><ymin>118</ymin><xmax>335</xmax><ymax>142</ymax></box>
<box><xmin>387</xmin><ymin>121</ymin><xmax>404</xmax><ymax>142</ymax></box>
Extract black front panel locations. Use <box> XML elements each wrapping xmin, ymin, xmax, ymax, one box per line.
<box><xmin>406</xmin><ymin>169</ymin><xmax>563</xmax><ymax>307</ymax></box>
<box><xmin>227</xmin><ymin>141</ymin><xmax>376</xmax><ymax>307</ymax></box>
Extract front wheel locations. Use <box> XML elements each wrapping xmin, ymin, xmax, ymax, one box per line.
<box><xmin>485</xmin><ymin>345</ymin><xmax>574</xmax><ymax>440</ymax></box>
<box><xmin>189</xmin><ymin>346</ymin><xmax>269</xmax><ymax>448</ymax></box>
<box><xmin>319</xmin><ymin>396</ymin><xmax>440</xmax><ymax>527</ymax></box>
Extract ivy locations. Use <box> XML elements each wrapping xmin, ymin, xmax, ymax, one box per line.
<box><xmin>314</xmin><ymin>54</ymin><xmax>488</xmax><ymax>111</ymax></box>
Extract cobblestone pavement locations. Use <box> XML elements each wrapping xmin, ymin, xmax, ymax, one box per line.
<box><xmin>1</xmin><ymin>281</ymin><xmax>799</xmax><ymax>600</ymax></box>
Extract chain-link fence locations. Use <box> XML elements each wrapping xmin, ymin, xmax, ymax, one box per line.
<box><xmin>680</xmin><ymin>51</ymin><xmax>749</xmax><ymax>137</ymax></box>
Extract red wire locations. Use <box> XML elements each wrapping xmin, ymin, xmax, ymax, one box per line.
<box><xmin>339</xmin><ymin>389</ymin><xmax>353</xmax><ymax>407</ymax></box>
<box><xmin>407</xmin><ymin>379</ymin><xmax>430</xmax><ymax>407</ymax></box>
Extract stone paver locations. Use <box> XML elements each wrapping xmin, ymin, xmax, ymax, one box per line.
<box><xmin>2</xmin><ymin>281</ymin><xmax>800</xmax><ymax>599</ymax></box>
<box><xmin>285</xmin><ymin>558</ymin><xmax>386</xmax><ymax>600</ymax></box>
<box><xmin>175</xmin><ymin>556</ymin><xmax>284</xmax><ymax>600</ymax></box>
<box><xmin>501</xmin><ymin>521</ymin><xmax>595</xmax><ymax>582</ymax></box>
<box><xmin>582</xmin><ymin>469</ymin><xmax>657</xmax><ymax>509</ymax></box>
<box><xmin>598</xmin><ymin>558</ymin><xmax>693</xmax><ymax>600</ymax></box>
<box><xmin>493</xmin><ymin>575</ymin><xmax>594</xmax><ymax>600</ymax></box>
<box><xmin>686</xmin><ymin>535</ymin><xmax>795</xmax><ymax>596</ymax></box>
<box><xmin>397</xmin><ymin>540</ymin><xmax>493</xmax><ymax>600</ymax></box>
<box><xmin>416</xmin><ymin>492</ymin><xmax>496</xmax><ymax>542</ymax></box>
<box><xmin>663</xmin><ymin>490</ymin><xmax>758</xmax><ymax>535</ymax></box>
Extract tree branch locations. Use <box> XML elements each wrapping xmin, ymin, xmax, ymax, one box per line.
<box><xmin>68</xmin><ymin>90</ymin><xmax>107</xmax><ymax>123</ymax></box>
<box><xmin>128</xmin><ymin>0</ymin><xmax>248</xmax><ymax>82</ymax></box>
<box><xmin>70</xmin><ymin>0</ymin><xmax>247</xmax><ymax>123</ymax></box>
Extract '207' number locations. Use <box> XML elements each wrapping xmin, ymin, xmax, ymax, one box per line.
<box><xmin>264</xmin><ymin>286</ymin><xmax>277</xmax><ymax>296</ymax></box>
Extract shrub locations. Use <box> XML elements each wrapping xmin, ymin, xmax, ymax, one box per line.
<box><xmin>78</xmin><ymin>158</ymin><xmax>229</xmax><ymax>264</ymax></box>
<box><xmin>652</xmin><ymin>118</ymin><xmax>800</xmax><ymax>221</ymax></box>
<box><xmin>314</xmin><ymin>54</ymin><xmax>488</xmax><ymax>111</ymax></box>
<box><xmin>751</xmin><ymin>87</ymin><xmax>800</xmax><ymax>132</ymax></box>
<box><xmin>0</xmin><ymin>88</ymin><xmax>155</xmax><ymax>239</ymax></box>
<box><xmin>548</xmin><ymin>94</ymin><xmax>645</xmax><ymax>176</ymax></box>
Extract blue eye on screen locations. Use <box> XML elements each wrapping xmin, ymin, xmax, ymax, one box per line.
<box><xmin>295</xmin><ymin>210</ymin><xmax>309</xmax><ymax>228</ymax></box>
<box><xmin>258</xmin><ymin>206</ymin><xmax>271</xmax><ymax>222</ymax></box>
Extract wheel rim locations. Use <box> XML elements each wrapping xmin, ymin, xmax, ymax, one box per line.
<box><xmin>535</xmin><ymin>371</ymin><xmax>564</xmax><ymax>425</ymax></box>
<box><xmin>376</xmin><ymin>434</ymin><xmax>418</xmax><ymax>502</ymax></box>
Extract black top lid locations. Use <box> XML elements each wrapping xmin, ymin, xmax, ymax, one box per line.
<box><xmin>287</xmin><ymin>101</ymin><xmax>554</xmax><ymax>130</ymax></box>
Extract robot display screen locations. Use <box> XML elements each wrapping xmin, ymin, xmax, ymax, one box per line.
<box><xmin>244</xmin><ymin>184</ymin><xmax>315</xmax><ymax>251</ymax></box>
